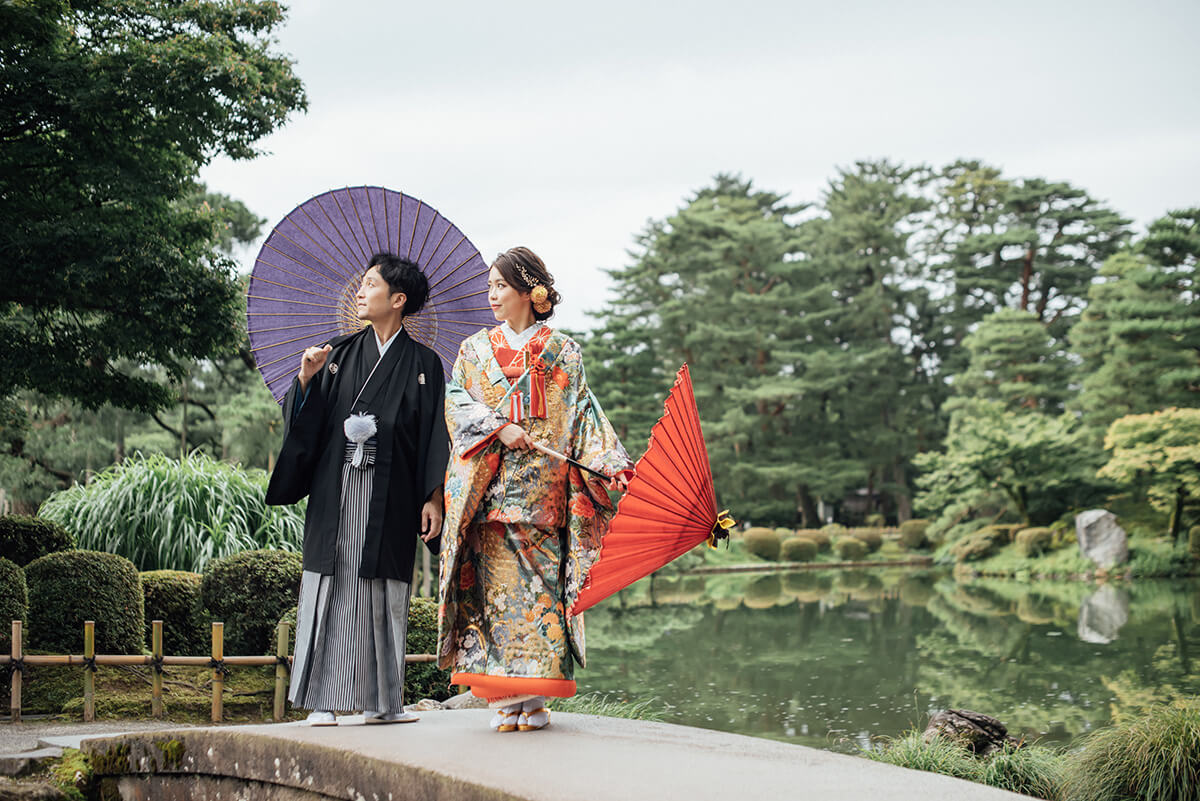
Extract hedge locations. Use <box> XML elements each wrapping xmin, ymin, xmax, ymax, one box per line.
<box><xmin>899</xmin><ymin>519</ymin><xmax>930</xmax><ymax>549</ymax></box>
<box><xmin>202</xmin><ymin>549</ymin><xmax>302</xmax><ymax>655</ymax></box>
<box><xmin>851</xmin><ymin>529</ymin><xmax>884</xmax><ymax>553</ymax></box>
<box><xmin>0</xmin><ymin>515</ymin><xmax>74</xmax><ymax>567</ymax></box>
<box><xmin>742</xmin><ymin>528</ymin><xmax>781</xmax><ymax>561</ymax></box>
<box><xmin>834</xmin><ymin>537</ymin><xmax>869</xmax><ymax>561</ymax></box>
<box><xmin>405</xmin><ymin>597</ymin><xmax>452</xmax><ymax>702</ymax></box>
<box><xmin>141</xmin><ymin>570</ymin><xmax>208</xmax><ymax>655</ymax></box>
<box><xmin>794</xmin><ymin>530</ymin><xmax>831</xmax><ymax>552</ymax></box>
<box><xmin>25</xmin><ymin>550</ymin><xmax>144</xmax><ymax>654</ymax></box>
<box><xmin>1016</xmin><ymin>527</ymin><xmax>1054</xmax><ymax>558</ymax></box>
<box><xmin>950</xmin><ymin>527</ymin><xmax>1008</xmax><ymax>563</ymax></box>
<box><xmin>781</xmin><ymin>537</ymin><xmax>818</xmax><ymax>562</ymax></box>
<box><xmin>0</xmin><ymin>557</ymin><xmax>27</xmax><ymax>652</ymax></box>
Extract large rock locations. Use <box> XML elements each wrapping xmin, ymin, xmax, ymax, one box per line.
<box><xmin>922</xmin><ymin>709</ymin><xmax>1020</xmax><ymax>756</ymax></box>
<box><xmin>1078</xmin><ymin>584</ymin><xmax>1130</xmax><ymax>644</ymax></box>
<box><xmin>1075</xmin><ymin>510</ymin><xmax>1128</xmax><ymax>568</ymax></box>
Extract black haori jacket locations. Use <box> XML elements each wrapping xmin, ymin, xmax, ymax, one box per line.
<box><xmin>266</xmin><ymin>327</ymin><xmax>449</xmax><ymax>581</ymax></box>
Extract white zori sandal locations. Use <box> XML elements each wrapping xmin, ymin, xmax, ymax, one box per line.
<box><xmin>518</xmin><ymin>697</ymin><xmax>549</xmax><ymax>731</ymax></box>
<box><xmin>490</xmin><ymin>702</ymin><xmax>521</xmax><ymax>732</ymax></box>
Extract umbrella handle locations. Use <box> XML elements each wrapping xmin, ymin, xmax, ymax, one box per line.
<box><xmin>529</xmin><ymin>441</ymin><xmax>610</xmax><ymax>481</ymax></box>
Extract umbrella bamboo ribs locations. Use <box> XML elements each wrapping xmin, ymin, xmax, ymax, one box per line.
<box><xmin>2</xmin><ymin>619</ymin><xmax>436</xmax><ymax>723</ymax></box>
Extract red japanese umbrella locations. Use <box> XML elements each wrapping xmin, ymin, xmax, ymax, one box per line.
<box><xmin>571</xmin><ymin>364</ymin><xmax>735</xmax><ymax>615</ymax></box>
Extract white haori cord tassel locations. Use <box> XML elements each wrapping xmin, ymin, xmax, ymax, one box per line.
<box><xmin>344</xmin><ymin>412</ymin><xmax>377</xmax><ymax>467</ymax></box>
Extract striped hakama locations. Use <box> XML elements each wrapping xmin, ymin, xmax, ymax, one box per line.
<box><xmin>289</xmin><ymin>440</ymin><xmax>412</xmax><ymax>713</ymax></box>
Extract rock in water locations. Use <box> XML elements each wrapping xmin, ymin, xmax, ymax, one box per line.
<box><xmin>1078</xmin><ymin>584</ymin><xmax>1130</xmax><ymax>644</ymax></box>
<box><xmin>1075</xmin><ymin>509</ymin><xmax>1129</xmax><ymax>568</ymax></box>
<box><xmin>923</xmin><ymin>709</ymin><xmax>1020</xmax><ymax>756</ymax></box>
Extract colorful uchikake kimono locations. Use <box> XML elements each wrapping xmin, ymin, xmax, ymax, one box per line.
<box><xmin>438</xmin><ymin>323</ymin><xmax>633</xmax><ymax>705</ymax></box>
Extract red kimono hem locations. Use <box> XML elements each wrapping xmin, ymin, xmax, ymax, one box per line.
<box><xmin>452</xmin><ymin>672</ymin><xmax>577</xmax><ymax>702</ymax></box>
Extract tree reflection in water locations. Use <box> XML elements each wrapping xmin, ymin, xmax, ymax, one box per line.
<box><xmin>576</xmin><ymin>569</ymin><xmax>1200</xmax><ymax>752</ymax></box>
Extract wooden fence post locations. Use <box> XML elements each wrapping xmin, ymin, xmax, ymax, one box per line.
<box><xmin>273</xmin><ymin>621</ymin><xmax>290</xmax><ymax>722</ymax></box>
<box><xmin>211</xmin><ymin>622</ymin><xmax>223</xmax><ymax>723</ymax></box>
<box><xmin>83</xmin><ymin>621</ymin><xmax>95</xmax><ymax>722</ymax></box>
<box><xmin>151</xmin><ymin>620</ymin><xmax>163</xmax><ymax>718</ymax></box>
<box><xmin>10</xmin><ymin>620</ymin><xmax>21</xmax><ymax>723</ymax></box>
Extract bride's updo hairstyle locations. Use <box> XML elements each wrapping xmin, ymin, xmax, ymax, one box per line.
<box><xmin>491</xmin><ymin>247</ymin><xmax>561</xmax><ymax>321</ymax></box>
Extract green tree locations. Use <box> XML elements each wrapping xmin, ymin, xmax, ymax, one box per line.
<box><xmin>593</xmin><ymin>175</ymin><xmax>863</xmax><ymax>525</ymax></box>
<box><xmin>0</xmin><ymin>199</ymin><xmax>274</xmax><ymax>510</ymax></box>
<box><xmin>1099</xmin><ymin>408</ymin><xmax>1200</xmax><ymax>540</ymax></box>
<box><xmin>914</xmin><ymin>401</ymin><xmax>1091</xmax><ymax>528</ymax></box>
<box><xmin>793</xmin><ymin>160</ymin><xmax>938</xmax><ymax>522</ymax></box>
<box><xmin>929</xmin><ymin>160</ymin><xmax>1131</xmax><ymax>346</ymax></box>
<box><xmin>0</xmin><ymin>0</ymin><xmax>306</xmax><ymax>411</ymax></box>
<box><xmin>1071</xmin><ymin>211</ymin><xmax>1200</xmax><ymax>439</ymax></box>
<box><xmin>950</xmin><ymin>308</ymin><xmax>1071</xmax><ymax>414</ymax></box>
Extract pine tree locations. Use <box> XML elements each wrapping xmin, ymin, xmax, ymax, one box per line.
<box><xmin>930</xmin><ymin>161</ymin><xmax>1131</xmax><ymax>347</ymax></box>
<box><xmin>801</xmin><ymin>160</ymin><xmax>935</xmax><ymax>521</ymax></box>
<box><xmin>950</xmin><ymin>309</ymin><xmax>1071</xmax><ymax>414</ymax></box>
<box><xmin>1071</xmin><ymin>209</ymin><xmax>1200</xmax><ymax>440</ymax></box>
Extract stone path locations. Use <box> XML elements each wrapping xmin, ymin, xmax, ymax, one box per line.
<box><xmin>70</xmin><ymin>710</ymin><xmax>1031</xmax><ymax>800</ymax></box>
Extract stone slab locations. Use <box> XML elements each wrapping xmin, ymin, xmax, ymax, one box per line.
<box><xmin>0</xmin><ymin>747</ymin><xmax>63</xmax><ymax>777</ymax></box>
<box><xmin>79</xmin><ymin>710</ymin><xmax>1030</xmax><ymax>801</ymax></box>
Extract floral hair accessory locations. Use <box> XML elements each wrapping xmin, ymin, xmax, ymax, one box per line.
<box><xmin>530</xmin><ymin>285</ymin><xmax>552</xmax><ymax>314</ymax></box>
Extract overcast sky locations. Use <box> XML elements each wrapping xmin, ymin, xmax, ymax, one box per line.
<box><xmin>200</xmin><ymin>0</ymin><xmax>1200</xmax><ymax>331</ymax></box>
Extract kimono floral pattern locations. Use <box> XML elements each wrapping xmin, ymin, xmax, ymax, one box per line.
<box><xmin>437</xmin><ymin>327</ymin><xmax>633</xmax><ymax>678</ymax></box>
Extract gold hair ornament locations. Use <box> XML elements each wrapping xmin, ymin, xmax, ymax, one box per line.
<box><xmin>510</xmin><ymin>256</ymin><xmax>553</xmax><ymax>314</ymax></box>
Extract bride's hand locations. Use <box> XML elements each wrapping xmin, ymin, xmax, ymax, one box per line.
<box><xmin>498</xmin><ymin>423</ymin><xmax>534</xmax><ymax>450</ymax></box>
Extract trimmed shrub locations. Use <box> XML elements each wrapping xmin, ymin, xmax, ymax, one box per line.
<box><xmin>834</xmin><ymin>537</ymin><xmax>869</xmax><ymax>561</ymax></box>
<box><xmin>0</xmin><ymin>515</ymin><xmax>74</xmax><ymax>567</ymax></box>
<box><xmin>794</xmin><ymin>529</ymin><xmax>831</xmax><ymax>552</ymax></box>
<box><xmin>25</xmin><ymin>550</ymin><xmax>144</xmax><ymax>654</ymax></box>
<box><xmin>851</xmin><ymin>529</ymin><xmax>884</xmax><ymax>553</ymax></box>
<box><xmin>1063</xmin><ymin>701</ymin><xmax>1200</xmax><ymax>801</ymax></box>
<box><xmin>950</xmin><ymin>527</ymin><xmax>1006</xmax><ymax>563</ymax></box>
<box><xmin>781</xmin><ymin>537</ymin><xmax>818</xmax><ymax>562</ymax></box>
<box><xmin>742</xmin><ymin>527</ymin><xmax>781</xmax><ymax>561</ymax></box>
<box><xmin>820</xmin><ymin>523</ymin><xmax>846</xmax><ymax>536</ymax></box>
<box><xmin>864</xmin><ymin>513</ymin><xmax>885</xmax><ymax>528</ymax></box>
<box><xmin>141</xmin><ymin>570</ymin><xmax>208</xmax><ymax>655</ymax></box>
<box><xmin>0</xmin><ymin>557</ymin><xmax>27</xmax><ymax>652</ymax></box>
<box><xmin>1016</xmin><ymin>527</ymin><xmax>1054</xmax><ymax>558</ymax></box>
<box><xmin>202</xmin><ymin>549</ymin><xmax>302</xmax><ymax>655</ymax></box>
<box><xmin>900</xmin><ymin>519</ymin><xmax>930</xmax><ymax>550</ymax></box>
<box><xmin>406</xmin><ymin>597</ymin><xmax>452</xmax><ymax>702</ymax></box>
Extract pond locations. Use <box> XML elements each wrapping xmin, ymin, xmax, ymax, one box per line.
<box><xmin>575</xmin><ymin>568</ymin><xmax>1200</xmax><ymax>753</ymax></box>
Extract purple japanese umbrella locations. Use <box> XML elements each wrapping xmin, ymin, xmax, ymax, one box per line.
<box><xmin>247</xmin><ymin>187</ymin><xmax>494</xmax><ymax>404</ymax></box>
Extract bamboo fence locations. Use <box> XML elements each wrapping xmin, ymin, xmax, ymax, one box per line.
<box><xmin>2</xmin><ymin>620</ymin><xmax>436</xmax><ymax>723</ymax></box>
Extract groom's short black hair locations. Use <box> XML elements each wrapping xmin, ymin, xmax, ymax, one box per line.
<box><xmin>367</xmin><ymin>253</ymin><xmax>429</xmax><ymax>316</ymax></box>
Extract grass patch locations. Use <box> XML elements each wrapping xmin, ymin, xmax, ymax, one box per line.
<box><xmin>548</xmin><ymin>692</ymin><xmax>664</xmax><ymax>721</ymax></box>
<box><xmin>945</xmin><ymin>536</ymin><xmax>1194</xmax><ymax>579</ymax></box>
<box><xmin>865</xmin><ymin>730</ymin><xmax>1066</xmax><ymax>799</ymax></box>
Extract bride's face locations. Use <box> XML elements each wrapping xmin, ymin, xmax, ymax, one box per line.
<box><xmin>487</xmin><ymin>266</ymin><xmax>531</xmax><ymax>324</ymax></box>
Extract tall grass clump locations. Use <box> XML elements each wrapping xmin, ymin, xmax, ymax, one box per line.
<box><xmin>39</xmin><ymin>452</ymin><xmax>304</xmax><ymax>573</ymax></box>
<box><xmin>1063</xmin><ymin>701</ymin><xmax>1200</xmax><ymax>801</ymax></box>
<box><xmin>866</xmin><ymin>731</ymin><xmax>1066</xmax><ymax>799</ymax></box>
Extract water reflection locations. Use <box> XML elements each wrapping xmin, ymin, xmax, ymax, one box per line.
<box><xmin>577</xmin><ymin>569</ymin><xmax>1200</xmax><ymax>752</ymax></box>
